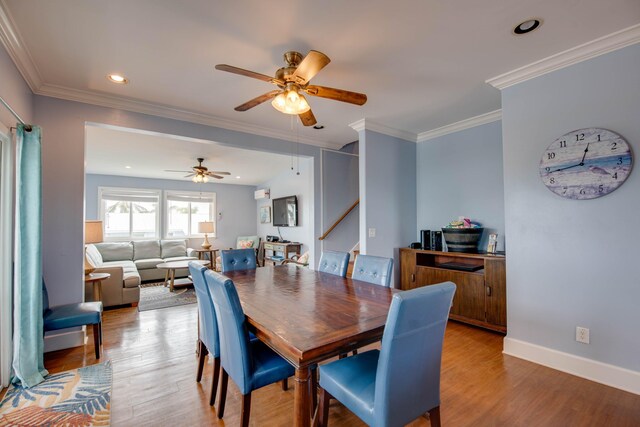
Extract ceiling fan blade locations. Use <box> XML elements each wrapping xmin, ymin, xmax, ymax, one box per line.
<box><xmin>209</xmin><ymin>174</ymin><xmax>225</xmax><ymax>179</ymax></box>
<box><xmin>235</xmin><ymin>90</ymin><xmax>281</xmax><ymax>112</ymax></box>
<box><xmin>291</xmin><ymin>50</ymin><xmax>331</xmax><ymax>85</ymax></box>
<box><xmin>164</xmin><ymin>169</ymin><xmax>191</xmax><ymax>173</ymax></box>
<box><xmin>184</xmin><ymin>173</ymin><xmax>195</xmax><ymax>178</ymax></box>
<box><xmin>299</xmin><ymin>109</ymin><xmax>317</xmax><ymax>127</ymax></box>
<box><xmin>305</xmin><ymin>85</ymin><xmax>367</xmax><ymax>105</ymax></box>
<box><xmin>210</xmin><ymin>171</ymin><xmax>231</xmax><ymax>175</ymax></box>
<box><xmin>215</xmin><ymin>64</ymin><xmax>284</xmax><ymax>86</ymax></box>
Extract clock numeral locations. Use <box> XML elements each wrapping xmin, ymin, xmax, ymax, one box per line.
<box><xmin>549</xmin><ymin>177</ymin><xmax>555</xmax><ymax>184</ymax></box>
<box><xmin>576</xmin><ymin>133</ymin><xmax>585</xmax><ymax>141</ymax></box>
<box><xmin>617</xmin><ymin>157</ymin><xmax>623</xmax><ymax>165</ymax></box>
<box><xmin>547</xmin><ymin>152</ymin><xmax>556</xmax><ymax>160</ymax></box>
<box><xmin>613</xmin><ymin>172</ymin><xmax>618</xmax><ymax>180</ymax></box>
<box><xmin>597</xmin><ymin>134</ymin><xmax>601</xmax><ymax>142</ymax></box>
<box><xmin>599</xmin><ymin>184</ymin><xmax>604</xmax><ymax>193</ymax></box>
<box><xmin>562</xmin><ymin>187</ymin><xmax>568</xmax><ymax>195</ymax></box>
<box><xmin>611</xmin><ymin>142</ymin><xmax>617</xmax><ymax>150</ymax></box>
<box><xmin>579</xmin><ymin>188</ymin><xmax>586</xmax><ymax>195</ymax></box>
<box><xmin>559</xmin><ymin>140</ymin><xmax>567</xmax><ymax>148</ymax></box>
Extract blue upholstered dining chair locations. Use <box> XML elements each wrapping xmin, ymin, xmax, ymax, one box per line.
<box><xmin>204</xmin><ymin>269</ymin><xmax>295</xmax><ymax>425</ymax></box>
<box><xmin>42</xmin><ymin>281</ymin><xmax>103</xmax><ymax>359</ymax></box>
<box><xmin>316</xmin><ymin>282</ymin><xmax>456</xmax><ymax>427</ymax></box>
<box><xmin>352</xmin><ymin>254</ymin><xmax>394</xmax><ymax>287</ymax></box>
<box><xmin>220</xmin><ymin>248</ymin><xmax>257</xmax><ymax>273</ymax></box>
<box><xmin>189</xmin><ymin>262</ymin><xmax>221</xmax><ymax>406</ymax></box>
<box><xmin>318</xmin><ymin>250</ymin><xmax>350</xmax><ymax>277</ymax></box>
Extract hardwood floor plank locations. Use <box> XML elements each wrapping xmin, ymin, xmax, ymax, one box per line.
<box><xmin>41</xmin><ymin>303</ymin><xmax>640</xmax><ymax>426</ymax></box>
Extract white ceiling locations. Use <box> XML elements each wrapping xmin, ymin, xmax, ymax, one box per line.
<box><xmin>85</xmin><ymin>125</ymin><xmax>296</xmax><ymax>185</ymax></box>
<box><xmin>2</xmin><ymin>0</ymin><xmax>640</xmax><ymax>146</ymax></box>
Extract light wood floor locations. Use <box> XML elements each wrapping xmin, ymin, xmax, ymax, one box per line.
<box><xmin>43</xmin><ymin>304</ymin><xmax>640</xmax><ymax>426</ymax></box>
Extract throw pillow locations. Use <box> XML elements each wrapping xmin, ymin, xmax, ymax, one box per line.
<box><xmin>238</xmin><ymin>239</ymin><xmax>254</xmax><ymax>249</ymax></box>
<box><xmin>297</xmin><ymin>251</ymin><xmax>309</xmax><ymax>265</ymax></box>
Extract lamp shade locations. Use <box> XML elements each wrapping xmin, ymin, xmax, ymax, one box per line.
<box><xmin>85</xmin><ymin>220</ymin><xmax>103</xmax><ymax>244</ymax></box>
<box><xmin>198</xmin><ymin>221</ymin><xmax>215</xmax><ymax>234</ymax></box>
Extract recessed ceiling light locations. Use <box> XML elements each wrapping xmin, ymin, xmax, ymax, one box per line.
<box><xmin>513</xmin><ymin>19</ymin><xmax>541</xmax><ymax>35</ymax></box>
<box><xmin>313</xmin><ymin>125</ymin><xmax>325</xmax><ymax>130</ymax></box>
<box><xmin>235</xmin><ymin>176</ymin><xmax>241</xmax><ymax>179</ymax></box>
<box><xmin>125</xmin><ymin>165</ymin><xmax>131</xmax><ymax>169</ymax></box>
<box><xmin>107</xmin><ymin>74</ymin><xmax>129</xmax><ymax>84</ymax></box>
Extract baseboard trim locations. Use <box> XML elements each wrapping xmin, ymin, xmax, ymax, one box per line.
<box><xmin>504</xmin><ymin>337</ymin><xmax>640</xmax><ymax>395</ymax></box>
<box><xmin>44</xmin><ymin>328</ymin><xmax>86</xmax><ymax>353</ymax></box>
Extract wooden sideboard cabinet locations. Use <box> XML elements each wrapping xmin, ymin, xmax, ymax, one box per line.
<box><xmin>259</xmin><ymin>241</ymin><xmax>301</xmax><ymax>266</ymax></box>
<box><xmin>399</xmin><ymin>248</ymin><xmax>506</xmax><ymax>333</ymax></box>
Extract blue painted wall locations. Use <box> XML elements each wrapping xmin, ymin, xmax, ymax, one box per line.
<box><xmin>85</xmin><ymin>174</ymin><xmax>257</xmax><ymax>250</ymax></box>
<box><xmin>359</xmin><ymin>129</ymin><xmax>416</xmax><ymax>286</ymax></box>
<box><xmin>416</xmin><ymin>120</ymin><xmax>505</xmax><ymax>251</ymax></box>
<box><xmin>0</xmin><ymin>43</ymin><xmax>33</xmax><ymax>127</ymax></box>
<box><xmin>502</xmin><ymin>44</ymin><xmax>640</xmax><ymax>371</ymax></box>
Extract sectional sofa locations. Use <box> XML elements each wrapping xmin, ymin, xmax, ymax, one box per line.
<box><xmin>85</xmin><ymin>239</ymin><xmax>197</xmax><ymax>307</ymax></box>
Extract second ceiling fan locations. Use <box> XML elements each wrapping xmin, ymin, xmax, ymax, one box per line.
<box><xmin>215</xmin><ymin>50</ymin><xmax>367</xmax><ymax>126</ymax></box>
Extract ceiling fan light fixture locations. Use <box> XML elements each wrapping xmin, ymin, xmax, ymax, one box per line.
<box><xmin>271</xmin><ymin>90</ymin><xmax>310</xmax><ymax>115</ymax></box>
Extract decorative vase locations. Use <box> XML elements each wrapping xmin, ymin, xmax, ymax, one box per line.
<box><xmin>441</xmin><ymin>228</ymin><xmax>484</xmax><ymax>253</ymax></box>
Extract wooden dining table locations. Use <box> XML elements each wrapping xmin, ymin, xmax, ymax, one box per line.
<box><xmin>223</xmin><ymin>264</ymin><xmax>396</xmax><ymax>427</ymax></box>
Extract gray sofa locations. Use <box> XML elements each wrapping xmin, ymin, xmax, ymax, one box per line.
<box><xmin>85</xmin><ymin>239</ymin><xmax>197</xmax><ymax>307</ymax></box>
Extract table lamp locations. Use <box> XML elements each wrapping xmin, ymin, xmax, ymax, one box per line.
<box><xmin>84</xmin><ymin>220</ymin><xmax>103</xmax><ymax>276</ymax></box>
<box><xmin>198</xmin><ymin>221</ymin><xmax>215</xmax><ymax>249</ymax></box>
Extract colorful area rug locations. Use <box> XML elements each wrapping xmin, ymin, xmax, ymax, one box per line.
<box><xmin>138</xmin><ymin>282</ymin><xmax>196</xmax><ymax>312</ymax></box>
<box><xmin>0</xmin><ymin>361</ymin><xmax>112</xmax><ymax>426</ymax></box>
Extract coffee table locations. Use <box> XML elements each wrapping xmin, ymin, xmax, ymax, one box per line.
<box><xmin>156</xmin><ymin>260</ymin><xmax>210</xmax><ymax>292</ymax></box>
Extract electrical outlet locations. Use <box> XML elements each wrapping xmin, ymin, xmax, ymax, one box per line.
<box><xmin>368</xmin><ymin>228</ymin><xmax>376</xmax><ymax>238</ymax></box>
<box><xmin>576</xmin><ymin>327</ymin><xmax>590</xmax><ymax>344</ymax></box>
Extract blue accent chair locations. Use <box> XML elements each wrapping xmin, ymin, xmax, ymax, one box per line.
<box><xmin>316</xmin><ymin>282</ymin><xmax>456</xmax><ymax>427</ymax></box>
<box><xmin>204</xmin><ymin>269</ymin><xmax>295</xmax><ymax>425</ymax></box>
<box><xmin>189</xmin><ymin>262</ymin><xmax>221</xmax><ymax>406</ymax></box>
<box><xmin>42</xmin><ymin>281</ymin><xmax>103</xmax><ymax>359</ymax></box>
<box><xmin>318</xmin><ymin>251</ymin><xmax>350</xmax><ymax>277</ymax></box>
<box><xmin>352</xmin><ymin>254</ymin><xmax>394</xmax><ymax>287</ymax></box>
<box><xmin>220</xmin><ymin>248</ymin><xmax>257</xmax><ymax>273</ymax></box>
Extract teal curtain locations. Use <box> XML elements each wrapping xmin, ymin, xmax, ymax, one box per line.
<box><xmin>12</xmin><ymin>124</ymin><xmax>47</xmax><ymax>387</ymax></box>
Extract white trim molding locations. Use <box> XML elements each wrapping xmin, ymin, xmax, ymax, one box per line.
<box><xmin>487</xmin><ymin>24</ymin><xmax>640</xmax><ymax>90</ymax></box>
<box><xmin>504</xmin><ymin>337</ymin><xmax>640</xmax><ymax>395</ymax></box>
<box><xmin>348</xmin><ymin>119</ymin><xmax>416</xmax><ymax>142</ymax></box>
<box><xmin>44</xmin><ymin>329</ymin><xmax>85</xmax><ymax>353</ymax></box>
<box><xmin>0</xmin><ymin>1</ymin><xmax>42</xmax><ymax>90</ymax></box>
<box><xmin>417</xmin><ymin>109</ymin><xmax>502</xmax><ymax>142</ymax></box>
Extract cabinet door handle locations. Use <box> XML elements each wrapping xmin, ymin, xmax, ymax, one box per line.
<box><xmin>411</xmin><ymin>274</ymin><xmax>415</xmax><ymax>282</ymax></box>
<box><xmin>486</xmin><ymin>286</ymin><xmax>492</xmax><ymax>297</ymax></box>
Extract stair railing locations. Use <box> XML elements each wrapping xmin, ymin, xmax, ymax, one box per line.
<box><xmin>318</xmin><ymin>199</ymin><xmax>359</xmax><ymax>241</ymax></box>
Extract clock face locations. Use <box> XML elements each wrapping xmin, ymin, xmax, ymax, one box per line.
<box><xmin>539</xmin><ymin>128</ymin><xmax>633</xmax><ymax>200</ymax></box>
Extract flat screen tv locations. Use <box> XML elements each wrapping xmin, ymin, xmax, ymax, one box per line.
<box><xmin>272</xmin><ymin>195</ymin><xmax>298</xmax><ymax>227</ymax></box>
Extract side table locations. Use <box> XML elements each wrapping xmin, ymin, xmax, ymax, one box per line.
<box><xmin>193</xmin><ymin>248</ymin><xmax>219</xmax><ymax>270</ymax></box>
<box><xmin>84</xmin><ymin>272</ymin><xmax>110</xmax><ymax>302</ymax></box>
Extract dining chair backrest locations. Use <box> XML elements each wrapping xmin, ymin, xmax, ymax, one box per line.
<box><xmin>374</xmin><ymin>281</ymin><xmax>456</xmax><ymax>426</ymax></box>
<box><xmin>189</xmin><ymin>262</ymin><xmax>219</xmax><ymax>357</ymax></box>
<box><xmin>220</xmin><ymin>248</ymin><xmax>257</xmax><ymax>273</ymax></box>
<box><xmin>318</xmin><ymin>250</ymin><xmax>350</xmax><ymax>277</ymax></box>
<box><xmin>204</xmin><ymin>269</ymin><xmax>253</xmax><ymax>395</ymax></box>
<box><xmin>352</xmin><ymin>254</ymin><xmax>394</xmax><ymax>287</ymax></box>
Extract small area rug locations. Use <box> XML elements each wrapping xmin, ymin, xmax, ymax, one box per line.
<box><xmin>0</xmin><ymin>361</ymin><xmax>112</xmax><ymax>426</ymax></box>
<box><xmin>138</xmin><ymin>282</ymin><xmax>196</xmax><ymax>312</ymax></box>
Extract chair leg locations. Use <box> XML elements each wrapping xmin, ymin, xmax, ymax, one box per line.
<box><xmin>241</xmin><ymin>393</ymin><xmax>252</xmax><ymax>427</ymax></box>
<box><xmin>209</xmin><ymin>357</ymin><xmax>220</xmax><ymax>406</ymax></box>
<box><xmin>282</xmin><ymin>378</ymin><xmax>288</xmax><ymax>391</ymax></box>
<box><xmin>428</xmin><ymin>406</ymin><xmax>441</xmax><ymax>427</ymax></box>
<box><xmin>196</xmin><ymin>340</ymin><xmax>208</xmax><ymax>382</ymax></box>
<box><xmin>217</xmin><ymin>368</ymin><xmax>229</xmax><ymax>419</ymax></box>
<box><xmin>92</xmin><ymin>323</ymin><xmax>101</xmax><ymax>359</ymax></box>
<box><xmin>316</xmin><ymin>387</ymin><xmax>331</xmax><ymax>427</ymax></box>
<box><xmin>99</xmin><ymin>322</ymin><xmax>103</xmax><ymax>344</ymax></box>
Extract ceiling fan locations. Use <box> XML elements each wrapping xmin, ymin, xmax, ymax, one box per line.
<box><xmin>215</xmin><ymin>50</ymin><xmax>367</xmax><ymax>126</ymax></box>
<box><xmin>165</xmin><ymin>158</ymin><xmax>230</xmax><ymax>183</ymax></box>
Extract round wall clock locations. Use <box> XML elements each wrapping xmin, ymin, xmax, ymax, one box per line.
<box><xmin>539</xmin><ymin>128</ymin><xmax>633</xmax><ymax>200</ymax></box>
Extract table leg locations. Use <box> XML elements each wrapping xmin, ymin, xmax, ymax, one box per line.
<box><xmin>93</xmin><ymin>281</ymin><xmax>102</xmax><ymax>301</ymax></box>
<box><xmin>163</xmin><ymin>270</ymin><xmax>169</xmax><ymax>287</ymax></box>
<box><xmin>170</xmin><ymin>269</ymin><xmax>176</xmax><ymax>292</ymax></box>
<box><xmin>294</xmin><ymin>366</ymin><xmax>311</xmax><ymax>427</ymax></box>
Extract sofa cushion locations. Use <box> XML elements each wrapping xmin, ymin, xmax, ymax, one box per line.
<box><xmin>103</xmin><ymin>260</ymin><xmax>140</xmax><ymax>288</ymax></box>
<box><xmin>134</xmin><ymin>258</ymin><xmax>164</xmax><ymax>270</ymax></box>
<box><xmin>133</xmin><ymin>240</ymin><xmax>161</xmax><ymax>261</ymax></box>
<box><xmin>163</xmin><ymin>256</ymin><xmax>198</xmax><ymax>263</ymax></box>
<box><xmin>161</xmin><ymin>240</ymin><xmax>187</xmax><ymax>258</ymax></box>
<box><xmin>85</xmin><ymin>244</ymin><xmax>103</xmax><ymax>267</ymax></box>
<box><xmin>95</xmin><ymin>242</ymin><xmax>134</xmax><ymax>262</ymax></box>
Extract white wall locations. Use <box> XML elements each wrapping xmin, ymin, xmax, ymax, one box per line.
<box><xmin>417</xmin><ymin>120</ymin><xmax>505</xmax><ymax>251</ymax></box>
<box><xmin>501</xmin><ymin>44</ymin><xmax>640</xmax><ymax>386</ymax></box>
<box><xmin>86</xmin><ymin>174</ymin><xmax>257</xmax><ymax>250</ymax></box>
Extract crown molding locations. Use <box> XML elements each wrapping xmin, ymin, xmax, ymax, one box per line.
<box><xmin>348</xmin><ymin>119</ymin><xmax>417</xmax><ymax>142</ymax></box>
<box><xmin>417</xmin><ymin>109</ymin><xmax>502</xmax><ymax>142</ymax></box>
<box><xmin>35</xmin><ymin>83</ymin><xmax>344</xmax><ymax>150</ymax></box>
<box><xmin>487</xmin><ymin>23</ymin><xmax>640</xmax><ymax>90</ymax></box>
<box><xmin>0</xmin><ymin>1</ymin><xmax>42</xmax><ymax>90</ymax></box>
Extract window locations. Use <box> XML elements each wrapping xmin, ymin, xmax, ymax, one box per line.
<box><xmin>165</xmin><ymin>191</ymin><xmax>215</xmax><ymax>238</ymax></box>
<box><xmin>99</xmin><ymin>187</ymin><xmax>160</xmax><ymax>240</ymax></box>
